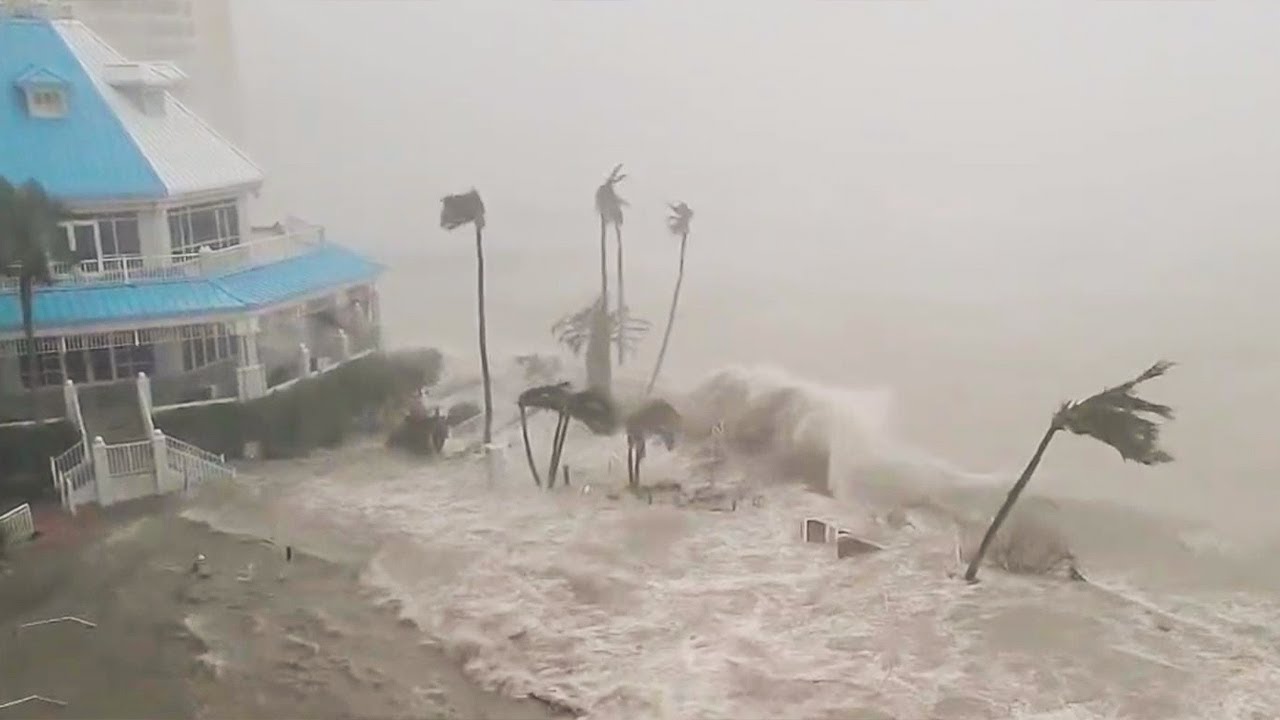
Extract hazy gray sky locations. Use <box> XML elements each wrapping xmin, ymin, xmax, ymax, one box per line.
<box><xmin>226</xmin><ymin>1</ymin><xmax>1279</xmax><ymax>532</ymax></box>
<box><xmin>232</xmin><ymin>1</ymin><xmax>1278</xmax><ymax>297</ymax></box>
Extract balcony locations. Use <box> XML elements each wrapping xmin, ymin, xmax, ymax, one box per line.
<box><xmin>0</xmin><ymin>223</ymin><xmax>324</xmax><ymax>292</ymax></box>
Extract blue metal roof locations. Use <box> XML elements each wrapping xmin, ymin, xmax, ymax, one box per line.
<box><xmin>0</xmin><ymin>244</ymin><xmax>384</xmax><ymax>333</ymax></box>
<box><xmin>0</xmin><ymin>17</ymin><xmax>166</xmax><ymax>200</ymax></box>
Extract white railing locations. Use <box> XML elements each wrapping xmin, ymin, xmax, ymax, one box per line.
<box><xmin>165</xmin><ymin>435</ymin><xmax>235</xmax><ymax>489</ymax></box>
<box><xmin>104</xmin><ymin>439</ymin><xmax>153</xmax><ymax>477</ymax></box>
<box><xmin>0</xmin><ymin>503</ymin><xmax>35</xmax><ymax>545</ymax></box>
<box><xmin>165</xmin><ymin>435</ymin><xmax>225</xmax><ymax>466</ymax></box>
<box><xmin>0</xmin><ymin>224</ymin><xmax>324</xmax><ymax>291</ymax></box>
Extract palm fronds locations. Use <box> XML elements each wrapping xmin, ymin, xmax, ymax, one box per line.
<box><xmin>594</xmin><ymin>164</ymin><xmax>627</xmax><ymax>227</ymax></box>
<box><xmin>517</xmin><ymin>382</ymin><xmax>620</xmax><ymax>488</ymax></box>
<box><xmin>439</xmin><ymin>189</ymin><xmax>486</xmax><ymax>231</ymax></box>
<box><xmin>1054</xmin><ymin>360</ymin><xmax>1175</xmax><ymax>465</ymax></box>
<box><xmin>666</xmin><ymin>201</ymin><xmax>693</xmax><ymax>237</ymax></box>
<box><xmin>551</xmin><ymin>298</ymin><xmax>651</xmax><ymax>356</ymax></box>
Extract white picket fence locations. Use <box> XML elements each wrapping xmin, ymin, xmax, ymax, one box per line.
<box><xmin>0</xmin><ymin>503</ymin><xmax>35</xmax><ymax>545</ymax></box>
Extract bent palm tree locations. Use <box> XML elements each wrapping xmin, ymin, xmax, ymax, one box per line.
<box><xmin>964</xmin><ymin>361</ymin><xmax>1176</xmax><ymax>582</ymax></box>
<box><xmin>588</xmin><ymin>164</ymin><xmax>626</xmax><ymax>389</ymax></box>
<box><xmin>646</xmin><ymin>201</ymin><xmax>693</xmax><ymax>395</ymax></box>
<box><xmin>625</xmin><ymin>398</ymin><xmax>682</xmax><ymax>488</ymax></box>
<box><xmin>0</xmin><ymin>179</ymin><xmax>65</xmax><ymax>415</ymax></box>
<box><xmin>516</xmin><ymin>383</ymin><xmax>618</xmax><ymax>489</ymax></box>
<box><xmin>440</xmin><ymin>189</ymin><xmax>493</xmax><ymax>445</ymax></box>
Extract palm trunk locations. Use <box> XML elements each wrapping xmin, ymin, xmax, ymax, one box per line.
<box><xmin>519</xmin><ymin>405</ymin><xmax>541</xmax><ymax>487</ymax></box>
<box><xmin>20</xmin><ymin>274</ymin><xmax>41</xmax><ymax>421</ymax></box>
<box><xmin>614</xmin><ymin>224</ymin><xmax>625</xmax><ymax>366</ymax></box>
<box><xmin>964</xmin><ymin>423</ymin><xmax>1061</xmax><ymax>582</ymax></box>
<box><xmin>586</xmin><ymin>217</ymin><xmax>612</xmax><ymax>392</ymax></box>
<box><xmin>474</xmin><ymin>226</ymin><xmax>493</xmax><ymax>445</ymax></box>
<box><xmin>646</xmin><ymin>231</ymin><xmax>688</xmax><ymax>395</ymax></box>
<box><xmin>547</xmin><ymin>411</ymin><xmax>569</xmax><ymax>488</ymax></box>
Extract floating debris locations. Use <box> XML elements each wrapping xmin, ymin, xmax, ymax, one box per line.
<box><xmin>17</xmin><ymin>616</ymin><xmax>97</xmax><ymax>631</ymax></box>
<box><xmin>0</xmin><ymin>695</ymin><xmax>68</xmax><ymax>711</ymax></box>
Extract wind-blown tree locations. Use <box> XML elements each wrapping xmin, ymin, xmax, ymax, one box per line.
<box><xmin>625</xmin><ymin>398</ymin><xmax>681</xmax><ymax>488</ymax></box>
<box><xmin>0</xmin><ymin>179</ymin><xmax>66</xmax><ymax>413</ymax></box>
<box><xmin>646</xmin><ymin>201</ymin><xmax>694</xmax><ymax>395</ymax></box>
<box><xmin>964</xmin><ymin>361</ymin><xmax>1176</xmax><ymax>582</ymax></box>
<box><xmin>439</xmin><ymin>189</ymin><xmax>493</xmax><ymax>445</ymax></box>
<box><xmin>517</xmin><ymin>383</ymin><xmax>618</xmax><ymax>488</ymax></box>
<box><xmin>593</xmin><ymin>162</ymin><xmax>624</xmax><ymax>371</ymax></box>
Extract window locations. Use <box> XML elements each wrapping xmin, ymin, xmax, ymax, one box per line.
<box><xmin>114</xmin><ymin>344</ymin><xmax>156</xmax><ymax>379</ymax></box>
<box><xmin>27</xmin><ymin>88</ymin><xmax>67</xmax><ymax>118</ymax></box>
<box><xmin>181</xmin><ymin>324</ymin><xmax>238</xmax><ymax>371</ymax></box>
<box><xmin>168</xmin><ymin>199</ymin><xmax>240</xmax><ymax>255</ymax></box>
<box><xmin>59</xmin><ymin>213</ymin><xmax>142</xmax><ymax>270</ymax></box>
<box><xmin>19</xmin><ymin>351</ymin><xmax>63</xmax><ymax>388</ymax></box>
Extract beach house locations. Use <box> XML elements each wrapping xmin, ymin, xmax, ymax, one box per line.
<box><xmin>0</xmin><ymin>3</ymin><xmax>384</xmax><ymax>512</ymax></box>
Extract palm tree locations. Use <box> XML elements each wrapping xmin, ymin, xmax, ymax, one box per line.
<box><xmin>625</xmin><ymin>398</ymin><xmax>681</xmax><ymax>488</ymax></box>
<box><xmin>440</xmin><ymin>189</ymin><xmax>493</xmax><ymax>445</ymax></box>
<box><xmin>592</xmin><ymin>164</ymin><xmax>627</xmax><ymax>385</ymax></box>
<box><xmin>0</xmin><ymin>179</ymin><xmax>65</xmax><ymax>414</ymax></box>
<box><xmin>646</xmin><ymin>202</ymin><xmax>693</xmax><ymax>395</ymax></box>
<box><xmin>964</xmin><ymin>361</ymin><xmax>1176</xmax><ymax>582</ymax></box>
<box><xmin>516</xmin><ymin>383</ymin><xmax>618</xmax><ymax>489</ymax></box>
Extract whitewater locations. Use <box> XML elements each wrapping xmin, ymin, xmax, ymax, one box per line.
<box><xmin>184</xmin><ymin>353</ymin><xmax>1280</xmax><ymax>720</ymax></box>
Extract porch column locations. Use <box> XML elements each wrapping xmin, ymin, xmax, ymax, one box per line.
<box><xmin>235</xmin><ymin>317</ymin><xmax>266</xmax><ymax>401</ymax></box>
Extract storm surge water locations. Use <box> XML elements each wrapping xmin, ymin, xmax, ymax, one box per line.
<box><xmin>186</xmin><ymin>356</ymin><xmax>1280</xmax><ymax>720</ymax></box>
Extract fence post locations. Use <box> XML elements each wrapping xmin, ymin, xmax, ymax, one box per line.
<box><xmin>151</xmin><ymin>429</ymin><xmax>169</xmax><ymax>494</ymax></box>
<box><xmin>299</xmin><ymin>343</ymin><xmax>312</xmax><ymax>378</ymax></box>
<box><xmin>137</xmin><ymin>372</ymin><xmax>155</xmax><ymax>435</ymax></box>
<box><xmin>90</xmin><ymin>435</ymin><xmax>110</xmax><ymax>507</ymax></box>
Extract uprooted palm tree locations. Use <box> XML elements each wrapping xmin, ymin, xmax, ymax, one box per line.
<box><xmin>517</xmin><ymin>383</ymin><xmax>618</xmax><ymax>488</ymax></box>
<box><xmin>596</xmin><ymin>164</ymin><xmax>629</xmax><ymax>368</ymax></box>
<box><xmin>440</xmin><ymin>189</ymin><xmax>494</xmax><ymax>445</ymax></box>
<box><xmin>552</xmin><ymin>297</ymin><xmax>651</xmax><ymax>360</ymax></box>
<box><xmin>964</xmin><ymin>361</ymin><xmax>1176</xmax><ymax>582</ymax></box>
<box><xmin>646</xmin><ymin>201</ymin><xmax>694</xmax><ymax>395</ymax></box>
<box><xmin>0</xmin><ymin>178</ymin><xmax>66</xmax><ymax>416</ymax></box>
<box><xmin>625</xmin><ymin>398</ymin><xmax>681</xmax><ymax>488</ymax></box>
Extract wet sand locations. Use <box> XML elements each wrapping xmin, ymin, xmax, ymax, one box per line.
<box><xmin>0</xmin><ymin>497</ymin><xmax>565</xmax><ymax>720</ymax></box>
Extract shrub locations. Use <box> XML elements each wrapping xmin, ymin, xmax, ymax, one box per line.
<box><xmin>0</xmin><ymin>420</ymin><xmax>79</xmax><ymax>504</ymax></box>
<box><xmin>155</xmin><ymin>348</ymin><xmax>442</xmax><ymax>460</ymax></box>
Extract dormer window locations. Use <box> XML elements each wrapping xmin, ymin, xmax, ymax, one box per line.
<box><xmin>29</xmin><ymin>87</ymin><xmax>67</xmax><ymax>118</ymax></box>
<box><xmin>14</xmin><ymin>65</ymin><xmax>71</xmax><ymax>119</ymax></box>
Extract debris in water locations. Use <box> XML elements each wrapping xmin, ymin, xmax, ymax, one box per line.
<box><xmin>0</xmin><ymin>695</ymin><xmax>68</xmax><ymax>710</ymax></box>
<box><xmin>16</xmin><ymin>616</ymin><xmax>97</xmax><ymax>631</ymax></box>
<box><xmin>803</xmin><ymin>518</ymin><xmax>828</xmax><ymax>543</ymax></box>
<box><xmin>836</xmin><ymin>533</ymin><xmax>884</xmax><ymax>559</ymax></box>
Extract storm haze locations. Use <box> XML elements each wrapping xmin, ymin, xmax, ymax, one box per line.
<box><xmin>225</xmin><ymin>1</ymin><xmax>1279</xmax><ymax>535</ymax></box>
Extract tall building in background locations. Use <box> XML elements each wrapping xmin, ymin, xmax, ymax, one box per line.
<box><xmin>66</xmin><ymin>0</ymin><xmax>243</xmax><ymax>142</ymax></box>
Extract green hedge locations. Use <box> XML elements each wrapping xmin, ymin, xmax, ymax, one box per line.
<box><xmin>155</xmin><ymin>349</ymin><xmax>442</xmax><ymax>460</ymax></box>
<box><xmin>0</xmin><ymin>421</ymin><xmax>79</xmax><ymax>504</ymax></box>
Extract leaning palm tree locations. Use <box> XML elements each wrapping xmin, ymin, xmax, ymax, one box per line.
<box><xmin>964</xmin><ymin>361</ymin><xmax>1176</xmax><ymax>582</ymax></box>
<box><xmin>516</xmin><ymin>383</ymin><xmax>617</xmax><ymax>489</ymax></box>
<box><xmin>594</xmin><ymin>164</ymin><xmax>627</xmax><ymax>378</ymax></box>
<box><xmin>0</xmin><ymin>179</ymin><xmax>65</xmax><ymax>416</ymax></box>
<box><xmin>625</xmin><ymin>398</ymin><xmax>681</xmax><ymax>488</ymax></box>
<box><xmin>646</xmin><ymin>201</ymin><xmax>694</xmax><ymax>395</ymax></box>
<box><xmin>440</xmin><ymin>189</ymin><xmax>493</xmax><ymax>445</ymax></box>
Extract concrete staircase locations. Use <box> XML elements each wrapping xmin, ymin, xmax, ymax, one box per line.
<box><xmin>76</xmin><ymin>381</ymin><xmax>148</xmax><ymax>443</ymax></box>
